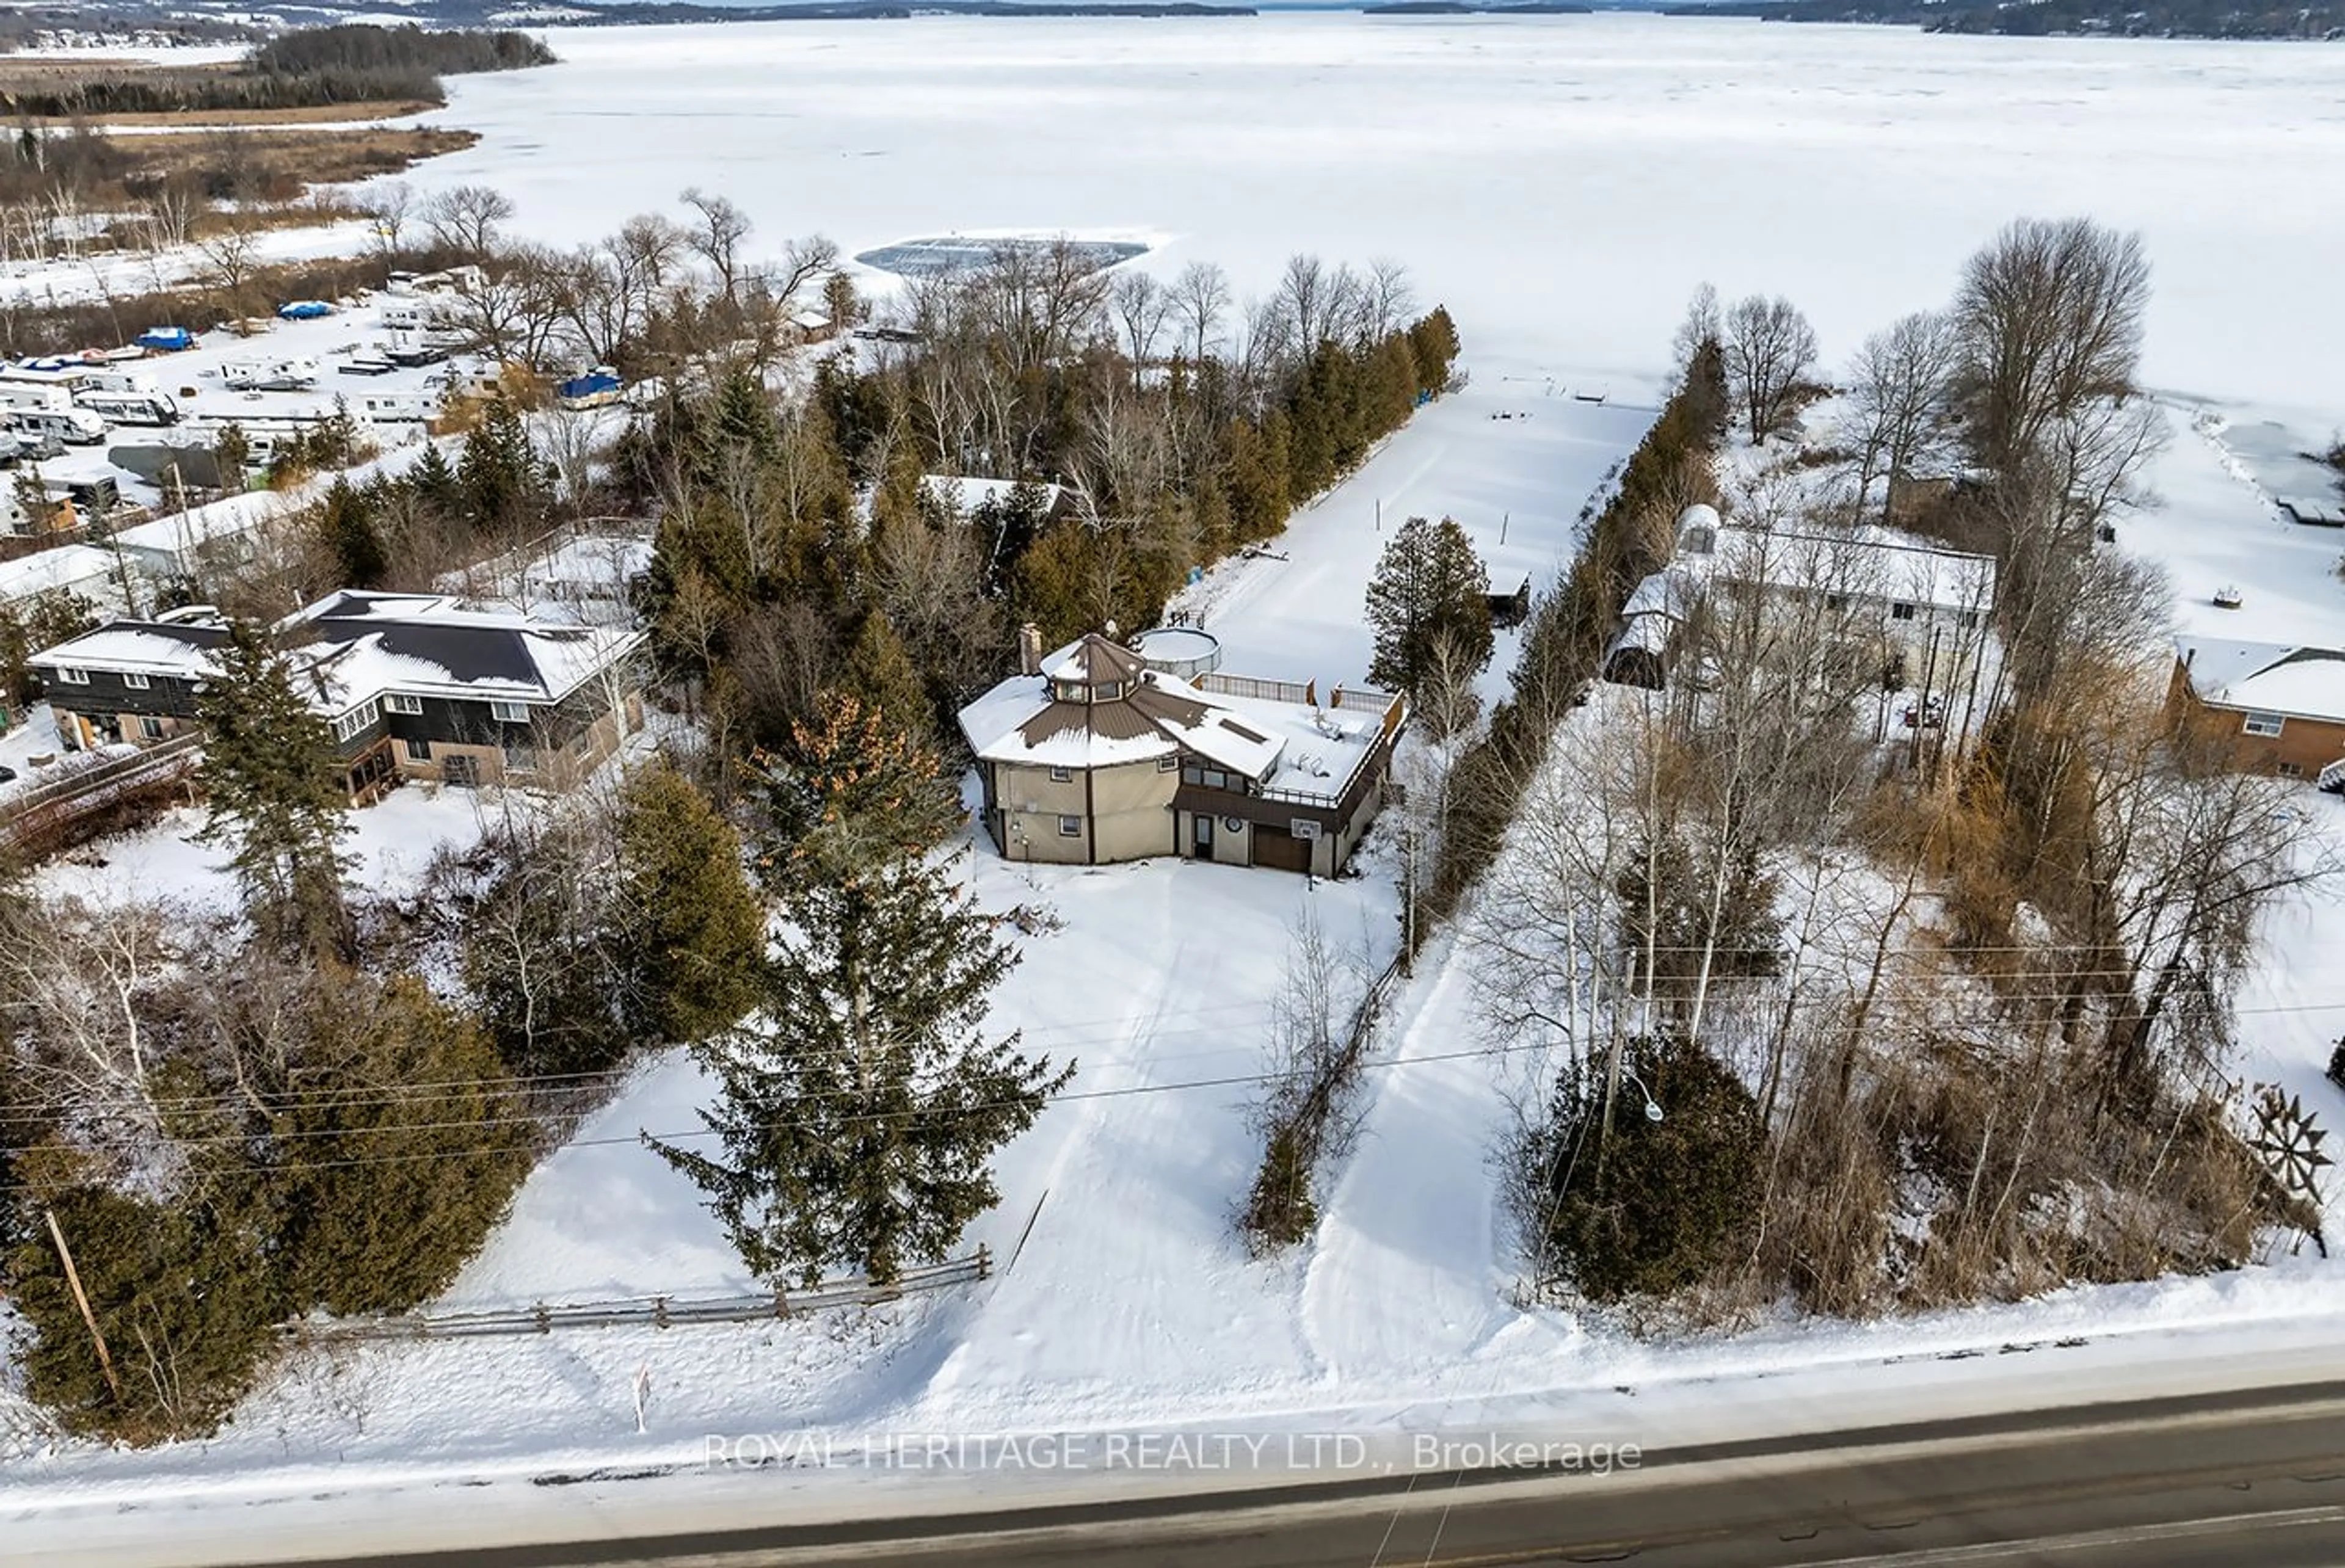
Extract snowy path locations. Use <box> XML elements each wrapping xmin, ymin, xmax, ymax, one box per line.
<box><xmin>1300</xmin><ymin>937</ymin><xmax>1526</xmax><ymax>1384</ymax></box>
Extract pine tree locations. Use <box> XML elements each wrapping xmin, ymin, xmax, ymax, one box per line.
<box><xmin>1364</xmin><ymin>515</ymin><xmax>1493</xmax><ymax>699</ymax></box>
<box><xmin>845</xmin><ymin>609</ymin><xmax>933</xmax><ymax>738</ymax></box>
<box><xmin>315</xmin><ymin>476</ymin><xmax>387</xmax><ymax>587</ymax></box>
<box><xmin>407</xmin><ymin>441</ymin><xmax>464</xmax><ymax>521</ymax></box>
<box><xmin>651</xmin><ymin>846</ymin><xmax>1069</xmax><ymax>1287</ymax></box>
<box><xmin>749</xmin><ymin>691</ymin><xmax>962</xmax><ymax>887</ymax></box>
<box><xmin>194</xmin><ymin>620</ymin><xmax>353</xmax><ymax>955</ymax></box>
<box><xmin>614</xmin><ymin>761</ymin><xmax>765</xmax><ymax>1045</ymax></box>
<box><xmin>457</xmin><ymin>397</ymin><xmax>545</xmax><ymax>538</ymax></box>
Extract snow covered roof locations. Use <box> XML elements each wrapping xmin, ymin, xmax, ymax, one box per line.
<box><xmin>958</xmin><ymin>633</ymin><xmax>1387</xmax><ymax>797</ymax></box>
<box><xmin>2278</xmin><ymin>494</ymin><xmax>2345</xmax><ymax>528</ymax></box>
<box><xmin>921</xmin><ymin>474</ymin><xmax>1067</xmax><ymax>518</ymax></box>
<box><xmin>0</xmin><ymin>543</ymin><xmax>122</xmax><ymax>602</ymax></box>
<box><xmin>1679</xmin><ymin>520</ymin><xmax>1995</xmax><ymax>613</ymax></box>
<box><xmin>2177</xmin><ymin>636</ymin><xmax>2345</xmax><ymax>724</ymax></box>
<box><xmin>33</xmin><ymin>591</ymin><xmax>644</xmax><ymax>717</ymax></box>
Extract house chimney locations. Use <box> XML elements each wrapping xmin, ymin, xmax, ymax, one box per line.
<box><xmin>1017</xmin><ymin>622</ymin><xmax>1043</xmax><ymax>677</ymax></box>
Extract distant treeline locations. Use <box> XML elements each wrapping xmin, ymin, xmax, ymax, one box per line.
<box><xmin>1668</xmin><ymin>0</ymin><xmax>2344</xmax><ymax>38</ymax></box>
<box><xmin>0</xmin><ymin>25</ymin><xmax>556</xmax><ymax>118</ymax></box>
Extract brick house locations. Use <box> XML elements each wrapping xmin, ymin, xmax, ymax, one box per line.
<box><xmin>2172</xmin><ymin>636</ymin><xmax>2345</xmax><ymax>780</ymax></box>
<box><xmin>32</xmin><ymin>590</ymin><xmax>645</xmax><ymax>801</ymax></box>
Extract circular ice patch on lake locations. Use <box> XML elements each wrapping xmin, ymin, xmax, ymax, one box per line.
<box><xmin>854</xmin><ymin>235</ymin><xmax>1149</xmax><ymax>278</ymax></box>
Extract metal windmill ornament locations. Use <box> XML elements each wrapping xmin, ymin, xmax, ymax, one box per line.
<box><xmin>2248</xmin><ymin>1084</ymin><xmax>2334</xmax><ymax>1204</ymax></box>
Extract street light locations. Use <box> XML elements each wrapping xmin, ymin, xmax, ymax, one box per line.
<box><xmin>1620</xmin><ymin>1065</ymin><xmax>1664</xmax><ymax>1124</ymax></box>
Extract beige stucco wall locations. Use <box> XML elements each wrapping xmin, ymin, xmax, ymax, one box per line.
<box><xmin>1091</xmin><ymin>758</ymin><xmax>1177</xmax><ymax>861</ymax></box>
<box><xmin>994</xmin><ymin>757</ymin><xmax>1176</xmax><ymax>864</ymax></box>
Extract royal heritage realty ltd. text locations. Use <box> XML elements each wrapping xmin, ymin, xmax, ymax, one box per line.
<box><xmin>703</xmin><ymin>1432</ymin><xmax>1643</xmax><ymax>1475</ymax></box>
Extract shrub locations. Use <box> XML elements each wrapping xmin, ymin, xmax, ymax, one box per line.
<box><xmin>1516</xmin><ymin>1034</ymin><xmax>1765</xmax><ymax>1304</ymax></box>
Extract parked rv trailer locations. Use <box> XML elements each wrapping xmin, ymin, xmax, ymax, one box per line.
<box><xmin>0</xmin><ymin>383</ymin><xmax>72</xmax><ymax>413</ymax></box>
<box><xmin>75</xmin><ymin>388</ymin><xmax>180</xmax><ymax>426</ymax></box>
<box><xmin>219</xmin><ymin>358</ymin><xmax>322</xmax><ymax>393</ymax></box>
<box><xmin>8</xmin><ymin>407</ymin><xmax>108</xmax><ymax>445</ymax></box>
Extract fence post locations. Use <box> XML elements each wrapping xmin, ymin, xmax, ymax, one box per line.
<box><xmin>976</xmin><ymin>1244</ymin><xmax>992</xmax><ymax>1282</ymax></box>
<box><xmin>653</xmin><ymin>1296</ymin><xmax>670</xmax><ymax>1329</ymax></box>
<box><xmin>533</xmin><ymin>1302</ymin><xmax>551</xmax><ymax>1335</ymax></box>
<box><xmin>773</xmin><ymin>1286</ymin><xmax>790</xmax><ymax>1320</ymax></box>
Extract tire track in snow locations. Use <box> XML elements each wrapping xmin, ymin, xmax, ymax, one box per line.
<box><xmin>1296</xmin><ymin>931</ymin><xmax>1516</xmax><ymax>1384</ymax></box>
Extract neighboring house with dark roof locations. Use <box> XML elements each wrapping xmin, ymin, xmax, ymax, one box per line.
<box><xmin>956</xmin><ymin>625</ymin><xmax>1405</xmax><ymax>877</ymax></box>
<box><xmin>2172</xmin><ymin>636</ymin><xmax>2345</xmax><ymax>779</ymax></box>
<box><xmin>31</xmin><ymin>590</ymin><xmax>645</xmax><ymax>800</ymax></box>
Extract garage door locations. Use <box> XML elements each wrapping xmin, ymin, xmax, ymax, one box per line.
<box><xmin>1251</xmin><ymin>821</ymin><xmax>1314</xmax><ymax>873</ymax></box>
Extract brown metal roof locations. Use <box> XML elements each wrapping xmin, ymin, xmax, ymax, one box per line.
<box><xmin>1047</xmin><ymin>634</ymin><xmax>1149</xmax><ymax>687</ymax></box>
<box><xmin>1016</xmin><ymin>695</ymin><xmax>1162</xmax><ymax>748</ymax></box>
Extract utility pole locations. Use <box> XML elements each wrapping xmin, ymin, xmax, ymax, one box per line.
<box><xmin>45</xmin><ymin>1208</ymin><xmax>120</xmax><ymax>1401</ymax></box>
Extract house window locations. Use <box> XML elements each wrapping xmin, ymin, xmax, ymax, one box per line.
<box><xmin>331</xmin><ymin>700</ymin><xmax>380</xmax><ymax>743</ymax></box>
<box><xmin>138</xmin><ymin>716</ymin><xmax>164</xmax><ymax>741</ymax></box>
<box><xmin>1957</xmin><ymin>611</ymin><xmax>1980</xmax><ymax>630</ymax></box>
<box><xmin>1057</xmin><ymin>815</ymin><xmax>1082</xmax><ymax>838</ymax></box>
<box><xmin>2278</xmin><ymin>761</ymin><xmax>2305</xmax><ymax>779</ymax></box>
<box><xmin>122</xmin><ymin>672</ymin><xmax>151</xmax><ymax>690</ymax></box>
<box><xmin>403</xmin><ymin>738</ymin><xmax>432</xmax><ymax>763</ymax></box>
<box><xmin>489</xmin><ymin>700</ymin><xmax>531</xmax><ymax>724</ymax></box>
<box><xmin>1824</xmin><ymin>595</ymin><xmax>1847</xmax><ymax>614</ymax></box>
<box><xmin>1182</xmin><ymin>764</ymin><xmax>1204</xmax><ymax>785</ymax></box>
<box><xmin>2242</xmin><ymin>712</ymin><xmax>2286</xmax><ymax>738</ymax></box>
<box><xmin>51</xmin><ymin>666</ymin><xmax>89</xmax><ymax>684</ymax></box>
<box><xmin>1097</xmin><ymin>681</ymin><xmax>1122</xmax><ymax>701</ymax></box>
<box><xmin>1193</xmin><ymin>815</ymin><xmax>1213</xmax><ymax>852</ymax></box>
<box><xmin>1048</xmin><ymin>765</ymin><xmax>1072</xmax><ymax>783</ymax></box>
<box><xmin>1890</xmin><ymin>602</ymin><xmax>1917</xmax><ymax>622</ymax></box>
<box><xmin>384</xmin><ymin>694</ymin><xmax>423</xmax><ymax>716</ymax></box>
<box><xmin>1202</xmin><ymin>769</ymin><xmax>1229</xmax><ymax>791</ymax></box>
<box><xmin>1157</xmin><ymin>754</ymin><xmax>1180</xmax><ymax>772</ymax></box>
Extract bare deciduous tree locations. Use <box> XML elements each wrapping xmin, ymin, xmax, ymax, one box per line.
<box><xmin>1843</xmin><ymin>310</ymin><xmax>1960</xmax><ymax>519</ymax></box>
<box><xmin>1954</xmin><ymin>216</ymin><xmax>2150</xmax><ymax>477</ymax></box>
<box><xmin>1723</xmin><ymin>294</ymin><xmax>1819</xmax><ymax>441</ymax></box>
<box><xmin>681</xmin><ymin>187</ymin><xmax>754</xmax><ymax>303</ymax></box>
<box><xmin>421</xmin><ymin>184</ymin><xmax>517</xmax><ymax>260</ymax></box>
<box><xmin>1171</xmin><ymin>259</ymin><xmax>1229</xmax><ymax>366</ymax></box>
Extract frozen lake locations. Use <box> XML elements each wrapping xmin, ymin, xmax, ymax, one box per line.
<box><xmin>421</xmin><ymin>14</ymin><xmax>2345</xmax><ymax>416</ymax></box>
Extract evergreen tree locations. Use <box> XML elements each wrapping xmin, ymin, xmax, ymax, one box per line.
<box><xmin>407</xmin><ymin>440</ymin><xmax>464</xmax><ymax>521</ymax></box>
<box><xmin>651</xmin><ymin>845</ymin><xmax>1069</xmax><ymax>1287</ymax></box>
<box><xmin>1408</xmin><ymin>307</ymin><xmax>1462</xmax><ymax>398</ymax></box>
<box><xmin>1518</xmin><ymin>1034</ymin><xmax>1764</xmax><ymax>1303</ymax></box>
<box><xmin>749</xmin><ymin>691</ymin><xmax>962</xmax><ymax>887</ymax></box>
<box><xmin>457</xmin><ymin>397</ymin><xmax>545</xmax><ymax>538</ymax></box>
<box><xmin>194</xmin><ymin>620</ymin><xmax>353</xmax><ymax>955</ymax></box>
<box><xmin>315</xmin><ymin>476</ymin><xmax>387</xmax><ymax>587</ymax></box>
<box><xmin>1364</xmin><ymin>515</ymin><xmax>1494</xmax><ymax>699</ymax></box>
<box><xmin>265</xmin><ymin>971</ymin><xmax>531</xmax><ymax>1316</ymax></box>
<box><xmin>1223</xmin><ymin>416</ymin><xmax>1290</xmax><ymax>544</ymax></box>
<box><xmin>614</xmin><ymin>761</ymin><xmax>766</xmax><ymax>1045</ymax></box>
<box><xmin>845</xmin><ymin>609</ymin><xmax>933</xmax><ymax>737</ymax></box>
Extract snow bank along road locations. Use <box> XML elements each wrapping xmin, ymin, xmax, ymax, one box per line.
<box><xmin>210</xmin><ymin>1377</ymin><xmax>2345</xmax><ymax>1567</ymax></box>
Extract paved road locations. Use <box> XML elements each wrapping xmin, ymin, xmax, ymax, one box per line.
<box><xmin>277</xmin><ymin>1381</ymin><xmax>2345</xmax><ymax>1567</ymax></box>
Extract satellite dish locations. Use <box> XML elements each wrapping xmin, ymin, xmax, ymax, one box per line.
<box><xmin>1643</xmin><ymin>1100</ymin><xmax>1664</xmax><ymax>1123</ymax></box>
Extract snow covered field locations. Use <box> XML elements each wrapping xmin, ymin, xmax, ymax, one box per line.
<box><xmin>9</xmin><ymin>13</ymin><xmax>2345</xmax><ymax>1556</ymax></box>
<box><xmin>401</xmin><ymin>14</ymin><xmax>2345</xmax><ymax>408</ymax></box>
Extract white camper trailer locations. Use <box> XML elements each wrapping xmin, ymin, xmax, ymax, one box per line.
<box><xmin>74</xmin><ymin>387</ymin><xmax>180</xmax><ymax>426</ymax></box>
<box><xmin>7</xmin><ymin>406</ymin><xmax>107</xmax><ymax>445</ymax></box>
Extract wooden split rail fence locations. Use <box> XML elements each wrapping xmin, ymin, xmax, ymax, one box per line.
<box><xmin>302</xmin><ymin>1247</ymin><xmax>991</xmax><ymax>1343</ymax></box>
